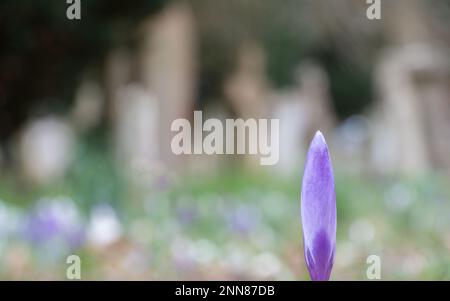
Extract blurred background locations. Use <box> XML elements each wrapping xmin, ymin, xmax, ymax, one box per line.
<box><xmin>0</xmin><ymin>0</ymin><xmax>450</xmax><ymax>280</ymax></box>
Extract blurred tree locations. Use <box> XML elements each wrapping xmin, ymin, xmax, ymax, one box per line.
<box><xmin>0</xmin><ymin>0</ymin><xmax>166</xmax><ymax>142</ymax></box>
<box><xmin>191</xmin><ymin>0</ymin><xmax>378</xmax><ymax>119</ymax></box>
<box><xmin>192</xmin><ymin>0</ymin><xmax>450</xmax><ymax>119</ymax></box>
<box><xmin>1</xmin><ymin>0</ymin><xmax>449</xmax><ymax>142</ymax></box>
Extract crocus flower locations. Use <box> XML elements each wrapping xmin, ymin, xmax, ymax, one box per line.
<box><xmin>301</xmin><ymin>131</ymin><xmax>336</xmax><ymax>281</ymax></box>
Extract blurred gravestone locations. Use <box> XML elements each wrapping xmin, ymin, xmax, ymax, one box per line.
<box><xmin>139</xmin><ymin>2</ymin><xmax>197</xmax><ymax>172</ymax></box>
<box><xmin>370</xmin><ymin>0</ymin><xmax>450</xmax><ymax>174</ymax></box>
<box><xmin>114</xmin><ymin>84</ymin><xmax>160</xmax><ymax>186</ymax></box>
<box><xmin>71</xmin><ymin>79</ymin><xmax>104</xmax><ymax>132</ymax></box>
<box><xmin>224</xmin><ymin>42</ymin><xmax>271</xmax><ymax>168</ymax></box>
<box><xmin>0</xmin><ymin>0</ymin><xmax>166</xmax><ymax>142</ymax></box>
<box><xmin>17</xmin><ymin>116</ymin><xmax>75</xmax><ymax>186</ymax></box>
<box><xmin>186</xmin><ymin>103</ymin><xmax>228</xmax><ymax>174</ymax></box>
<box><xmin>371</xmin><ymin>45</ymin><xmax>450</xmax><ymax>174</ymax></box>
<box><xmin>224</xmin><ymin>42</ymin><xmax>270</xmax><ymax>120</ymax></box>
<box><xmin>272</xmin><ymin>62</ymin><xmax>336</xmax><ymax>174</ymax></box>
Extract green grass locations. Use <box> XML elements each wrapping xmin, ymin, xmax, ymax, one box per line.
<box><xmin>1</xmin><ymin>141</ymin><xmax>450</xmax><ymax>279</ymax></box>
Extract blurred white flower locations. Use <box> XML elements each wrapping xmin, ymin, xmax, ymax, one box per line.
<box><xmin>87</xmin><ymin>204</ymin><xmax>123</xmax><ymax>248</ymax></box>
<box><xmin>225</xmin><ymin>243</ymin><xmax>250</xmax><ymax>274</ymax></box>
<box><xmin>385</xmin><ymin>183</ymin><xmax>415</xmax><ymax>212</ymax></box>
<box><xmin>0</xmin><ymin>200</ymin><xmax>22</xmax><ymax>238</ymax></box>
<box><xmin>335</xmin><ymin>241</ymin><xmax>358</xmax><ymax>268</ymax></box>
<box><xmin>348</xmin><ymin>219</ymin><xmax>375</xmax><ymax>243</ymax></box>
<box><xmin>193</xmin><ymin>239</ymin><xmax>218</xmax><ymax>265</ymax></box>
<box><xmin>170</xmin><ymin>236</ymin><xmax>196</xmax><ymax>270</ymax></box>
<box><xmin>250</xmin><ymin>252</ymin><xmax>282</xmax><ymax>279</ymax></box>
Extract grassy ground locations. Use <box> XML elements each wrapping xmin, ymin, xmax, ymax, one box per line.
<box><xmin>1</xmin><ymin>140</ymin><xmax>450</xmax><ymax>280</ymax></box>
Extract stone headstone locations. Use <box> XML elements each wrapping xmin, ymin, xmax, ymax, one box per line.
<box><xmin>114</xmin><ymin>83</ymin><xmax>160</xmax><ymax>185</ymax></box>
<box><xmin>224</xmin><ymin>42</ymin><xmax>270</xmax><ymax>120</ymax></box>
<box><xmin>271</xmin><ymin>61</ymin><xmax>336</xmax><ymax>174</ymax></box>
<box><xmin>18</xmin><ymin>116</ymin><xmax>75</xmax><ymax>186</ymax></box>
<box><xmin>371</xmin><ymin>44</ymin><xmax>450</xmax><ymax>174</ymax></box>
<box><xmin>139</xmin><ymin>2</ymin><xmax>197</xmax><ymax>171</ymax></box>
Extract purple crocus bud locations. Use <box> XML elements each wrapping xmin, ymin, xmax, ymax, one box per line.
<box><xmin>301</xmin><ymin>131</ymin><xmax>336</xmax><ymax>281</ymax></box>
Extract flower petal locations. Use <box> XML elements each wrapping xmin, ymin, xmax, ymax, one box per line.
<box><xmin>301</xmin><ymin>131</ymin><xmax>336</xmax><ymax>281</ymax></box>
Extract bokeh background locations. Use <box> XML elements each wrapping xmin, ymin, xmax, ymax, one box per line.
<box><xmin>1</xmin><ymin>0</ymin><xmax>450</xmax><ymax>280</ymax></box>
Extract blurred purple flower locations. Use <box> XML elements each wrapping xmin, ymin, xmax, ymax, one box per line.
<box><xmin>301</xmin><ymin>131</ymin><xmax>336</xmax><ymax>281</ymax></box>
<box><xmin>176</xmin><ymin>205</ymin><xmax>198</xmax><ymax>225</ymax></box>
<box><xmin>156</xmin><ymin>175</ymin><xmax>168</xmax><ymax>190</ymax></box>
<box><xmin>23</xmin><ymin>198</ymin><xmax>85</xmax><ymax>250</ymax></box>
<box><xmin>226</xmin><ymin>205</ymin><xmax>260</xmax><ymax>235</ymax></box>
